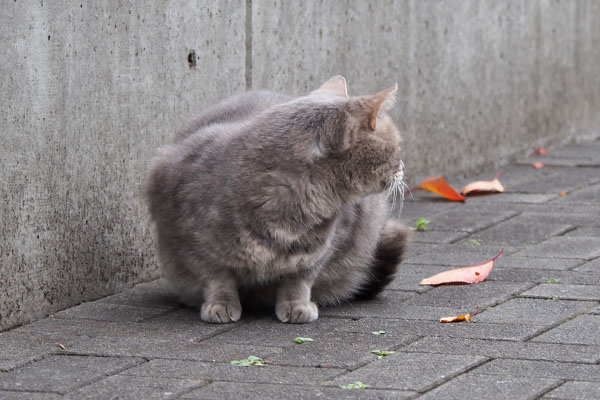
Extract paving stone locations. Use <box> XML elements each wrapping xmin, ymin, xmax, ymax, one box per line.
<box><xmin>66</xmin><ymin>375</ymin><xmax>205</xmax><ymax>400</ymax></box>
<box><xmin>519</xmin><ymin>211</ymin><xmax>600</xmax><ymax>228</ymax></box>
<box><xmin>507</xmin><ymin>167</ymin><xmax>600</xmax><ymax>193</ymax></box>
<box><xmin>402</xmin><ymin>336</ymin><xmax>600</xmax><ymax>363</ymax></box>
<box><xmin>0</xmin><ymin>331</ymin><xmax>81</xmax><ymax>371</ymax></box>
<box><xmin>388</xmin><ymin>263</ymin><xmax>450</xmax><ymax>292</ymax></box>
<box><xmin>179</xmin><ymin>382</ymin><xmax>416</xmax><ymax>400</ymax></box>
<box><xmin>418</xmin><ymin>209</ymin><xmax>517</xmax><ymax>233</ymax></box>
<box><xmin>531</xmin><ymin>315</ymin><xmax>600</xmax><ymax>345</ymax></box>
<box><xmin>472</xmin><ymin>359</ymin><xmax>600</xmax><ymax>382</ymax></box>
<box><xmin>327</xmin><ymin>352</ymin><xmax>487</xmax><ymax>392</ymax></box>
<box><xmin>17</xmin><ymin>308</ymin><xmax>231</xmax><ymax>342</ymax></box>
<box><xmin>553</xmin><ymin>183</ymin><xmax>600</xmax><ymax>204</ymax></box>
<box><xmin>548</xmin><ymin>142</ymin><xmax>600</xmax><ymax>160</ymax></box>
<box><xmin>409</xmin><ymin>230</ymin><xmax>469</xmax><ymax>244</ymax></box>
<box><xmin>467</xmin><ymin>193</ymin><xmax>559</xmax><ymax>204</ymax></box>
<box><xmin>575</xmin><ymin>257</ymin><xmax>600</xmax><ymax>272</ymax></box>
<box><xmin>516</xmin><ymin>237</ymin><xmax>600</xmax><ymax>259</ymax></box>
<box><xmin>466</xmin><ymin>218</ymin><xmax>572</xmax><ymax>248</ymax></box>
<box><xmin>475</xmin><ymin>298</ymin><xmax>596</xmax><ymax>325</ymax></box>
<box><xmin>402</xmin><ymin>282</ymin><xmax>531</xmax><ymax>309</ymax></box>
<box><xmin>494</xmin><ymin>256</ymin><xmax>585</xmax><ymax>270</ymax></box>
<box><xmin>0</xmin><ymin>355</ymin><xmax>143</xmax><ymax>394</ymax></box>
<box><xmin>204</xmin><ymin>316</ymin><xmax>356</xmax><ymax>347</ymax></box>
<box><xmin>406</xmin><ymin>244</ymin><xmax>518</xmax><ymax>266</ymax></box>
<box><xmin>0</xmin><ymin>392</ymin><xmax>62</xmax><ymax>400</ymax></box>
<box><xmin>97</xmin><ymin>279</ymin><xmax>180</xmax><ymax>309</ymax></box>
<box><xmin>66</xmin><ymin>335</ymin><xmax>282</xmax><ymax>362</ymax></box>
<box><xmin>419</xmin><ymin>372</ymin><xmax>560</xmax><ymax>400</ymax></box>
<box><xmin>517</xmin><ymin>155</ymin><xmax>600</xmax><ymax>168</ymax></box>
<box><xmin>319</xmin><ymin>291</ymin><xmax>415</xmax><ymax>319</ymax></box>
<box><xmin>521</xmin><ymin>284</ymin><xmax>600</xmax><ymax>301</ymax></box>
<box><xmin>53</xmin><ymin>301</ymin><xmax>173</xmax><ymax>323</ymax></box>
<box><xmin>263</xmin><ymin>331</ymin><xmax>417</xmax><ymax>369</ymax></box>
<box><xmin>119</xmin><ymin>359</ymin><xmax>341</xmax><ymax>385</ymax></box>
<box><xmin>333</xmin><ymin>318</ymin><xmax>545</xmax><ymax>341</ymax></box>
<box><xmin>543</xmin><ymin>381</ymin><xmax>600</xmax><ymax>399</ymax></box>
<box><xmin>489</xmin><ymin>268</ymin><xmax>600</xmax><ymax>286</ymax></box>
<box><xmin>563</xmin><ymin>227</ymin><xmax>600</xmax><ymax>237</ymax></box>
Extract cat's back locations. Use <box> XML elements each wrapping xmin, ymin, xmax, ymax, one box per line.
<box><xmin>175</xmin><ymin>90</ymin><xmax>292</xmax><ymax>142</ymax></box>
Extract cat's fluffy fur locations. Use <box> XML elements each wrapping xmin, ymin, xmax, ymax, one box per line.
<box><xmin>145</xmin><ymin>76</ymin><xmax>408</xmax><ymax>323</ymax></box>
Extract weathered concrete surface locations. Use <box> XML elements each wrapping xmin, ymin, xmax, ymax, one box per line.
<box><xmin>1</xmin><ymin>1</ymin><xmax>600</xmax><ymax>330</ymax></box>
<box><xmin>251</xmin><ymin>0</ymin><xmax>600</xmax><ymax>180</ymax></box>
<box><xmin>0</xmin><ymin>1</ymin><xmax>246</xmax><ymax>330</ymax></box>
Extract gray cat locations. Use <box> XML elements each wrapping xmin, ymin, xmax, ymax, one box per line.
<box><xmin>145</xmin><ymin>76</ymin><xmax>408</xmax><ymax>324</ymax></box>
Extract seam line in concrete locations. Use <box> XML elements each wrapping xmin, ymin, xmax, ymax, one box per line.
<box><xmin>245</xmin><ymin>0</ymin><xmax>253</xmax><ymax>90</ymax></box>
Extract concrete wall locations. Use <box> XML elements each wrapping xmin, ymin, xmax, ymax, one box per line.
<box><xmin>1</xmin><ymin>0</ymin><xmax>599</xmax><ymax>330</ymax></box>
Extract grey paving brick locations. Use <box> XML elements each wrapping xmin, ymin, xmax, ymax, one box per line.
<box><xmin>402</xmin><ymin>336</ymin><xmax>600</xmax><ymax>363</ymax></box>
<box><xmin>0</xmin><ymin>355</ymin><xmax>143</xmax><ymax>394</ymax></box>
<box><xmin>319</xmin><ymin>291</ymin><xmax>415</xmax><ymax>319</ymax></box>
<box><xmin>531</xmin><ymin>315</ymin><xmax>600</xmax><ymax>345</ymax></box>
<box><xmin>333</xmin><ymin>318</ymin><xmax>545</xmax><ymax>341</ymax></box>
<box><xmin>508</xmin><ymin>167</ymin><xmax>600</xmax><ymax>193</ymax></box>
<box><xmin>563</xmin><ymin>227</ymin><xmax>600</xmax><ymax>237</ymax></box>
<box><xmin>264</xmin><ymin>331</ymin><xmax>418</xmax><ymax>369</ymax></box>
<box><xmin>472</xmin><ymin>359</ymin><xmax>600</xmax><ymax>382</ymax></box>
<box><xmin>543</xmin><ymin>381</ymin><xmax>600</xmax><ymax>400</ymax></box>
<box><xmin>406</xmin><ymin>244</ymin><xmax>517</xmax><ymax>266</ymax></box>
<box><xmin>488</xmin><ymin>268</ymin><xmax>600</xmax><ymax>286</ymax></box>
<box><xmin>494</xmin><ymin>256</ymin><xmax>584</xmax><ymax>270</ymax></box>
<box><xmin>419</xmin><ymin>372</ymin><xmax>560</xmax><ymax>400</ymax></box>
<box><xmin>387</xmin><ymin>263</ymin><xmax>442</xmax><ymax>293</ymax></box>
<box><xmin>17</xmin><ymin>309</ymin><xmax>230</xmax><ymax>342</ymax></box>
<box><xmin>327</xmin><ymin>352</ymin><xmax>487</xmax><ymax>392</ymax></box>
<box><xmin>409</xmin><ymin>230</ymin><xmax>469</xmax><ymax>244</ymax></box>
<box><xmin>419</xmin><ymin>209</ymin><xmax>517</xmax><ymax>233</ymax></box>
<box><xmin>97</xmin><ymin>279</ymin><xmax>180</xmax><ymax>309</ymax></box>
<box><xmin>475</xmin><ymin>298</ymin><xmax>596</xmax><ymax>325</ymax></box>
<box><xmin>53</xmin><ymin>301</ymin><xmax>173</xmax><ymax>323</ymax></box>
<box><xmin>0</xmin><ymin>331</ymin><xmax>81</xmax><ymax>371</ymax></box>
<box><xmin>0</xmin><ymin>392</ymin><xmax>62</xmax><ymax>400</ymax></box>
<box><xmin>516</xmin><ymin>236</ymin><xmax>600</xmax><ymax>259</ymax></box>
<box><xmin>466</xmin><ymin>218</ymin><xmax>572</xmax><ymax>248</ymax></box>
<box><xmin>66</xmin><ymin>375</ymin><xmax>205</xmax><ymax>400</ymax></box>
<box><xmin>554</xmin><ymin>183</ymin><xmax>600</xmax><ymax>204</ymax></box>
<box><xmin>467</xmin><ymin>193</ymin><xmax>559</xmax><ymax>204</ymax></box>
<box><xmin>575</xmin><ymin>257</ymin><xmax>600</xmax><ymax>272</ymax></box>
<box><xmin>403</xmin><ymin>282</ymin><xmax>531</xmax><ymax>309</ymax></box>
<box><xmin>204</xmin><ymin>316</ymin><xmax>356</xmax><ymax>347</ymax></box>
<box><xmin>179</xmin><ymin>382</ymin><xmax>416</xmax><ymax>400</ymax></box>
<box><xmin>119</xmin><ymin>359</ymin><xmax>341</xmax><ymax>385</ymax></box>
<box><xmin>66</xmin><ymin>335</ymin><xmax>282</xmax><ymax>362</ymax></box>
<box><xmin>521</xmin><ymin>284</ymin><xmax>600</xmax><ymax>301</ymax></box>
<box><xmin>517</xmin><ymin>155</ymin><xmax>600</xmax><ymax>168</ymax></box>
<box><xmin>519</xmin><ymin>211</ymin><xmax>600</xmax><ymax>228</ymax></box>
<box><xmin>547</xmin><ymin>142</ymin><xmax>600</xmax><ymax>160</ymax></box>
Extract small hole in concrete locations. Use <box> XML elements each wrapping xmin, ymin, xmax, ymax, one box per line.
<box><xmin>187</xmin><ymin>50</ymin><xmax>196</xmax><ymax>68</ymax></box>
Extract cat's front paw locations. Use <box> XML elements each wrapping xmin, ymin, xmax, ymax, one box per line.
<box><xmin>200</xmin><ymin>300</ymin><xmax>242</xmax><ymax>323</ymax></box>
<box><xmin>276</xmin><ymin>300</ymin><xmax>318</xmax><ymax>323</ymax></box>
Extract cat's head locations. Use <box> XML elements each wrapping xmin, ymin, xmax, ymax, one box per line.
<box><xmin>283</xmin><ymin>76</ymin><xmax>405</xmax><ymax>199</ymax></box>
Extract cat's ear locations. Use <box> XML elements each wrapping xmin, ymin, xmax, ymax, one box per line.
<box><xmin>313</xmin><ymin>75</ymin><xmax>348</xmax><ymax>97</ymax></box>
<box><xmin>366</xmin><ymin>84</ymin><xmax>398</xmax><ymax>130</ymax></box>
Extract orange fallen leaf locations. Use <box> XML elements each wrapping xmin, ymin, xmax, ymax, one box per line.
<box><xmin>532</xmin><ymin>162</ymin><xmax>545</xmax><ymax>169</ymax></box>
<box><xmin>558</xmin><ymin>191</ymin><xmax>567</xmax><ymax>197</ymax></box>
<box><xmin>440</xmin><ymin>313</ymin><xmax>472</xmax><ymax>323</ymax></box>
<box><xmin>533</xmin><ymin>146</ymin><xmax>549</xmax><ymax>156</ymax></box>
<box><xmin>56</xmin><ymin>343</ymin><xmax>67</xmax><ymax>350</ymax></box>
<box><xmin>420</xmin><ymin>247</ymin><xmax>504</xmax><ymax>285</ymax></box>
<box><xmin>416</xmin><ymin>176</ymin><xmax>465</xmax><ymax>202</ymax></box>
<box><xmin>440</xmin><ymin>306</ymin><xmax>479</xmax><ymax>323</ymax></box>
<box><xmin>460</xmin><ymin>178</ymin><xmax>505</xmax><ymax>196</ymax></box>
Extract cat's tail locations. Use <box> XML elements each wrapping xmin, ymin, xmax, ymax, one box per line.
<box><xmin>354</xmin><ymin>220</ymin><xmax>409</xmax><ymax>300</ymax></box>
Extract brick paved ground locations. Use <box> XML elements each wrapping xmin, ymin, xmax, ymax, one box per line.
<box><xmin>1</xmin><ymin>139</ymin><xmax>599</xmax><ymax>399</ymax></box>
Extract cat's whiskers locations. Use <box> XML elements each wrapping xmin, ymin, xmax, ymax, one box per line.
<box><xmin>385</xmin><ymin>160</ymin><xmax>409</xmax><ymax>217</ymax></box>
